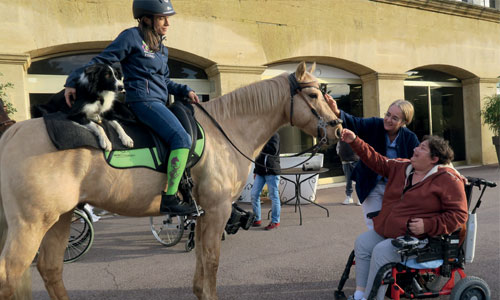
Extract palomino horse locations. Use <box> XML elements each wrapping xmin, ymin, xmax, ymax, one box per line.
<box><xmin>0</xmin><ymin>62</ymin><xmax>342</xmax><ymax>300</ymax></box>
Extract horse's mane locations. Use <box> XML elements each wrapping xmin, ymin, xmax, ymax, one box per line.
<box><xmin>202</xmin><ymin>73</ymin><xmax>290</xmax><ymax>120</ymax></box>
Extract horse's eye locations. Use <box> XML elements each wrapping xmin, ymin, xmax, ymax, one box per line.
<box><xmin>308</xmin><ymin>94</ymin><xmax>318</xmax><ymax>99</ymax></box>
<box><xmin>105</xmin><ymin>73</ymin><xmax>111</xmax><ymax>79</ymax></box>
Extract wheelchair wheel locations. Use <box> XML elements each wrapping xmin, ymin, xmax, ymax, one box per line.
<box><xmin>64</xmin><ymin>209</ymin><xmax>94</xmax><ymax>263</ymax></box>
<box><xmin>450</xmin><ymin>276</ymin><xmax>490</xmax><ymax>300</ymax></box>
<box><xmin>150</xmin><ymin>215</ymin><xmax>185</xmax><ymax>247</ymax></box>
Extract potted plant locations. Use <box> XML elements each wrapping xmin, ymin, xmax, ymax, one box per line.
<box><xmin>481</xmin><ymin>94</ymin><xmax>500</xmax><ymax>162</ymax></box>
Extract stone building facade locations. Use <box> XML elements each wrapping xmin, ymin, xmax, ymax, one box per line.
<box><xmin>0</xmin><ymin>0</ymin><xmax>498</xmax><ymax>183</ymax></box>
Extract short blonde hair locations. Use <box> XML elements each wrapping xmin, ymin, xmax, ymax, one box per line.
<box><xmin>389</xmin><ymin>99</ymin><xmax>414</xmax><ymax>126</ymax></box>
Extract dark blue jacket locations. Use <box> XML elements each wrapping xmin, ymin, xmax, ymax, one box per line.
<box><xmin>340</xmin><ymin>110</ymin><xmax>420</xmax><ymax>203</ymax></box>
<box><xmin>65</xmin><ymin>27</ymin><xmax>192</xmax><ymax>103</ymax></box>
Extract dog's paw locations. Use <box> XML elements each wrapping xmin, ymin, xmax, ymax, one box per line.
<box><xmin>120</xmin><ymin>135</ymin><xmax>134</xmax><ymax>148</ymax></box>
<box><xmin>99</xmin><ymin>137</ymin><xmax>113</xmax><ymax>152</ymax></box>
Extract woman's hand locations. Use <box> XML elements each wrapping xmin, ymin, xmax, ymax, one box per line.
<box><xmin>64</xmin><ymin>87</ymin><xmax>76</xmax><ymax>107</ymax></box>
<box><xmin>408</xmin><ymin>218</ymin><xmax>425</xmax><ymax>236</ymax></box>
<box><xmin>341</xmin><ymin>128</ymin><xmax>357</xmax><ymax>144</ymax></box>
<box><xmin>188</xmin><ymin>91</ymin><xmax>200</xmax><ymax>104</ymax></box>
<box><xmin>324</xmin><ymin>93</ymin><xmax>340</xmax><ymax>117</ymax></box>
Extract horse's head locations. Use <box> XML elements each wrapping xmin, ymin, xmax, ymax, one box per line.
<box><xmin>287</xmin><ymin>61</ymin><xmax>343</xmax><ymax>145</ymax></box>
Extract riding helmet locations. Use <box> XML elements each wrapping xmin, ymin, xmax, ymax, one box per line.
<box><xmin>133</xmin><ymin>0</ymin><xmax>176</xmax><ymax>19</ymax></box>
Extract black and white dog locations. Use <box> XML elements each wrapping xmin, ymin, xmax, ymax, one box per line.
<box><xmin>33</xmin><ymin>63</ymin><xmax>134</xmax><ymax>151</ymax></box>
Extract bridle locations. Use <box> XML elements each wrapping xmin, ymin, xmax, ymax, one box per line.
<box><xmin>288</xmin><ymin>73</ymin><xmax>343</xmax><ymax>146</ymax></box>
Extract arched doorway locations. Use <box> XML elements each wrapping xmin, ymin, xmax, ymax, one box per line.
<box><xmin>26</xmin><ymin>52</ymin><xmax>211</xmax><ymax>111</ymax></box>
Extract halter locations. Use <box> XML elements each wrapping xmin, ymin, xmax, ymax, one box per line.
<box><xmin>287</xmin><ymin>73</ymin><xmax>343</xmax><ymax>145</ymax></box>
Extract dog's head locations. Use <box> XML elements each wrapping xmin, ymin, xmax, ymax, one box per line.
<box><xmin>79</xmin><ymin>63</ymin><xmax>124</xmax><ymax>96</ymax></box>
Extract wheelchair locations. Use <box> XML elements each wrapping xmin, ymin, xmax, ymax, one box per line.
<box><xmin>334</xmin><ymin>176</ymin><xmax>497</xmax><ymax>300</ymax></box>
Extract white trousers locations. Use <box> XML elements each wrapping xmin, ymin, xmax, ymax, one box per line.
<box><xmin>361</xmin><ymin>181</ymin><xmax>386</xmax><ymax>230</ymax></box>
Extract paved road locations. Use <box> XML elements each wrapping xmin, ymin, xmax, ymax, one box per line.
<box><xmin>31</xmin><ymin>165</ymin><xmax>499</xmax><ymax>300</ymax></box>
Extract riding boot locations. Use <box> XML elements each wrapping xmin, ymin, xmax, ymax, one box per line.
<box><xmin>159</xmin><ymin>192</ymin><xmax>197</xmax><ymax>215</ymax></box>
<box><xmin>159</xmin><ymin>148</ymin><xmax>197</xmax><ymax>215</ymax></box>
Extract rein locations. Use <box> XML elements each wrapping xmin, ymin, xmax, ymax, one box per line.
<box><xmin>193</xmin><ymin>73</ymin><xmax>342</xmax><ymax>171</ymax></box>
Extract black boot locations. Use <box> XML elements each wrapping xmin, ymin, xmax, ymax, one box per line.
<box><xmin>159</xmin><ymin>192</ymin><xmax>197</xmax><ymax>216</ymax></box>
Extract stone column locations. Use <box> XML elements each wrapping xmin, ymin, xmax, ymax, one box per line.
<box><xmin>205</xmin><ymin>64</ymin><xmax>267</xmax><ymax>99</ymax></box>
<box><xmin>0</xmin><ymin>54</ymin><xmax>31</xmax><ymax>121</ymax></box>
<box><xmin>360</xmin><ymin>73</ymin><xmax>408</xmax><ymax>118</ymax></box>
<box><xmin>462</xmin><ymin>77</ymin><xmax>499</xmax><ymax>165</ymax></box>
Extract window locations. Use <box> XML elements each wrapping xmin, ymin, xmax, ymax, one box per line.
<box><xmin>27</xmin><ymin>52</ymin><xmax>211</xmax><ymax>110</ymax></box>
<box><xmin>404</xmin><ymin>70</ymin><xmax>465</xmax><ymax>161</ymax></box>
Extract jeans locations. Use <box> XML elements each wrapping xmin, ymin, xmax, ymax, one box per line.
<box><xmin>251</xmin><ymin>175</ymin><xmax>281</xmax><ymax>224</ymax></box>
<box><xmin>354</xmin><ymin>230</ymin><xmax>401</xmax><ymax>300</ymax></box>
<box><xmin>342</xmin><ymin>161</ymin><xmax>357</xmax><ymax>197</ymax></box>
<box><xmin>128</xmin><ymin>101</ymin><xmax>191</xmax><ymax>149</ymax></box>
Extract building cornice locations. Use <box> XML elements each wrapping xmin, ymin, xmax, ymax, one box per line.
<box><xmin>371</xmin><ymin>0</ymin><xmax>500</xmax><ymax>23</ymax></box>
<box><xmin>205</xmin><ymin>64</ymin><xmax>267</xmax><ymax>77</ymax></box>
<box><xmin>361</xmin><ymin>73</ymin><xmax>409</xmax><ymax>82</ymax></box>
<box><xmin>0</xmin><ymin>53</ymin><xmax>31</xmax><ymax>71</ymax></box>
<box><xmin>463</xmin><ymin>77</ymin><xmax>500</xmax><ymax>85</ymax></box>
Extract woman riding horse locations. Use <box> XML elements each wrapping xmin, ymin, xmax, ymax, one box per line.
<box><xmin>65</xmin><ymin>0</ymin><xmax>199</xmax><ymax>216</ymax></box>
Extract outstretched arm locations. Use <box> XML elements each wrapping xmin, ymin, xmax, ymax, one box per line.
<box><xmin>341</xmin><ymin>128</ymin><xmax>393</xmax><ymax>178</ymax></box>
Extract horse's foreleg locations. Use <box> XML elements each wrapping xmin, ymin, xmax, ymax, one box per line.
<box><xmin>193</xmin><ymin>202</ymin><xmax>232</xmax><ymax>300</ymax></box>
<box><xmin>193</xmin><ymin>221</ymin><xmax>204</xmax><ymax>299</ymax></box>
<box><xmin>37</xmin><ymin>211</ymin><xmax>72</xmax><ymax>300</ymax></box>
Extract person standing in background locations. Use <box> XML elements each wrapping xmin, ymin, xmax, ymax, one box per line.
<box><xmin>251</xmin><ymin>133</ymin><xmax>281</xmax><ymax>230</ymax></box>
<box><xmin>336</xmin><ymin>140</ymin><xmax>360</xmax><ymax>205</ymax></box>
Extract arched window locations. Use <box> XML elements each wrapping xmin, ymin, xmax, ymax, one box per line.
<box><xmin>404</xmin><ymin>69</ymin><xmax>465</xmax><ymax>161</ymax></box>
<box><xmin>27</xmin><ymin>52</ymin><xmax>211</xmax><ymax>109</ymax></box>
<box><xmin>262</xmin><ymin>63</ymin><xmax>363</xmax><ymax>180</ymax></box>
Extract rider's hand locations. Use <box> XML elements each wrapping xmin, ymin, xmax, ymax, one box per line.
<box><xmin>188</xmin><ymin>91</ymin><xmax>200</xmax><ymax>104</ymax></box>
<box><xmin>341</xmin><ymin>129</ymin><xmax>356</xmax><ymax>144</ymax></box>
<box><xmin>408</xmin><ymin>218</ymin><xmax>425</xmax><ymax>236</ymax></box>
<box><xmin>65</xmin><ymin>87</ymin><xmax>76</xmax><ymax>108</ymax></box>
<box><xmin>325</xmin><ymin>93</ymin><xmax>340</xmax><ymax>117</ymax></box>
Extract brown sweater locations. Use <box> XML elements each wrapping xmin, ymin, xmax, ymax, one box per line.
<box><xmin>350</xmin><ymin>137</ymin><xmax>468</xmax><ymax>239</ymax></box>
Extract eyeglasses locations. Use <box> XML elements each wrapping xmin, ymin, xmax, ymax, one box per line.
<box><xmin>384</xmin><ymin>112</ymin><xmax>402</xmax><ymax>123</ymax></box>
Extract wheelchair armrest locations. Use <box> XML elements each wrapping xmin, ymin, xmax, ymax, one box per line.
<box><xmin>366</xmin><ymin>211</ymin><xmax>380</xmax><ymax>219</ymax></box>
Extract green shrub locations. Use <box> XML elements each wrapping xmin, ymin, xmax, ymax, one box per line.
<box><xmin>0</xmin><ymin>73</ymin><xmax>16</xmax><ymax>116</ymax></box>
<box><xmin>481</xmin><ymin>94</ymin><xmax>500</xmax><ymax>136</ymax></box>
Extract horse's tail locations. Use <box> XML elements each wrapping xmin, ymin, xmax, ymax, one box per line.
<box><xmin>0</xmin><ymin>123</ymin><xmax>33</xmax><ymax>299</ymax></box>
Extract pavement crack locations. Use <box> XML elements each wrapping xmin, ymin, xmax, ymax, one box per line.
<box><xmin>104</xmin><ymin>263</ymin><xmax>119</xmax><ymax>289</ymax></box>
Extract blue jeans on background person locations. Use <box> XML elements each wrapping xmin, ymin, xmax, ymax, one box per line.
<box><xmin>251</xmin><ymin>175</ymin><xmax>281</xmax><ymax>224</ymax></box>
<box><xmin>342</xmin><ymin>161</ymin><xmax>357</xmax><ymax>197</ymax></box>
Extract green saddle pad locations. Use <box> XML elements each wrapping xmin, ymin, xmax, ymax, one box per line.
<box><xmin>103</xmin><ymin>123</ymin><xmax>205</xmax><ymax>172</ymax></box>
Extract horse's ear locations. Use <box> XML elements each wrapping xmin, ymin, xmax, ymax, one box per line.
<box><xmin>308</xmin><ymin>62</ymin><xmax>316</xmax><ymax>74</ymax></box>
<box><xmin>295</xmin><ymin>61</ymin><xmax>307</xmax><ymax>81</ymax></box>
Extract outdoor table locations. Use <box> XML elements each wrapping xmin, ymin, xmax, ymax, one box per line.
<box><xmin>269</xmin><ymin>167</ymin><xmax>330</xmax><ymax>225</ymax></box>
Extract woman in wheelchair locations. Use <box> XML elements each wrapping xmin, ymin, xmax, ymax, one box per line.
<box><xmin>341</xmin><ymin>129</ymin><xmax>468</xmax><ymax>300</ymax></box>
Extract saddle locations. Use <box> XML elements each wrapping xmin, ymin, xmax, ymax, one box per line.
<box><xmin>39</xmin><ymin>101</ymin><xmax>205</xmax><ymax>173</ymax></box>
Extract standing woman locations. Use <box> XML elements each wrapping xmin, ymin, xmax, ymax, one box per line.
<box><xmin>64</xmin><ymin>0</ymin><xmax>199</xmax><ymax>216</ymax></box>
<box><xmin>326</xmin><ymin>95</ymin><xmax>420</xmax><ymax>229</ymax></box>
